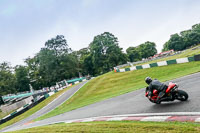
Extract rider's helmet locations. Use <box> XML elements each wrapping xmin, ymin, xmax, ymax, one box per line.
<box><xmin>145</xmin><ymin>77</ymin><xmax>152</xmax><ymax>85</ymax></box>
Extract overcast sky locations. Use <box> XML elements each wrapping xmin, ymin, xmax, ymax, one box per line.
<box><xmin>1</xmin><ymin>0</ymin><xmax>200</xmax><ymax>66</ymax></box>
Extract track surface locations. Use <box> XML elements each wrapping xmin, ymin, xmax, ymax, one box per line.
<box><xmin>1</xmin><ymin>81</ymin><xmax>88</xmax><ymax>132</ymax></box>
<box><xmin>2</xmin><ymin>72</ymin><xmax>200</xmax><ymax>132</ymax></box>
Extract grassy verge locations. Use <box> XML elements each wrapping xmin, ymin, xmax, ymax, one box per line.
<box><xmin>0</xmin><ymin>110</ymin><xmax>14</xmax><ymax>120</ymax></box>
<box><xmin>0</xmin><ymin>85</ymin><xmax>75</xmax><ymax>130</ymax></box>
<box><xmin>120</xmin><ymin>45</ymin><xmax>200</xmax><ymax>68</ymax></box>
<box><xmin>9</xmin><ymin>121</ymin><xmax>200</xmax><ymax>133</ymax></box>
<box><xmin>137</xmin><ymin>45</ymin><xmax>200</xmax><ymax>65</ymax></box>
<box><xmin>37</xmin><ymin>61</ymin><xmax>200</xmax><ymax>120</ymax></box>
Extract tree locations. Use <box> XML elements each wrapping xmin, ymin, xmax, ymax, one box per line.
<box><xmin>167</xmin><ymin>34</ymin><xmax>185</xmax><ymax>51</ymax></box>
<box><xmin>24</xmin><ymin>35</ymin><xmax>79</xmax><ymax>88</ymax></box>
<box><xmin>72</xmin><ymin>48</ymin><xmax>90</xmax><ymax>76</ymax></box>
<box><xmin>138</xmin><ymin>41</ymin><xmax>157</xmax><ymax>58</ymax></box>
<box><xmin>162</xmin><ymin>23</ymin><xmax>200</xmax><ymax>51</ymax></box>
<box><xmin>192</xmin><ymin>23</ymin><xmax>200</xmax><ymax>33</ymax></box>
<box><xmin>162</xmin><ymin>41</ymin><xmax>169</xmax><ymax>52</ymax></box>
<box><xmin>45</xmin><ymin>35</ymin><xmax>70</xmax><ymax>56</ymax></box>
<box><xmin>15</xmin><ymin>65</ymin><xmax>30</xmax><ymax>92</ymax></box>
<box><xmin>89</xmin><ymin>32</ymin><xmax>127</xmax><ymax>75</ymax></box>
<box><xmin>126</xmin><ymin>47</ymin><xmax>141</xmax><ymax>62</ymax></box>
<box><xmin>25</xmin><ymin>56</ymin><xmax>42</xmax><ymax>90</ymax></box>
<box><xmin>0</xmin><ymin>62</ymin><xmax>16</xmax><ymax>95</ymax></box>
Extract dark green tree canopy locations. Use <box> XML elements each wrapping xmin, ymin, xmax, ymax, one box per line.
<box><xmin>162</xmin><ymin>23</ymin><xmax>200</xmax><ymax>51</ymax></box>
<box><xmin>15</xmin><ymin>65</ymin><xmax>30</xmax><ymax>92</ymax></box>
<box><xmin>0</xmin><ymin>62</ymin><xmax>16</xmax><ymax>95</ymax></box>
<box><xmin>45</xmin><ymin>35</ymin><xmax>70</xmax><ymax>56</ymax></box>
<box><xmin>88</xmin><ymin>32</ymin><xmax>127</xmax><ymax>75</ymax></box>
<box><xmin>126</xmin><ymin>47</ymin><xmax>141</xmax><ymax>62</ymax></box>
<box><xmin>138</xmin><ymin>41</ymin><xmax>157</xmax><ymax>58</ymax></box>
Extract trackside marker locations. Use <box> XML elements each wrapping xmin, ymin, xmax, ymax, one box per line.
<box><xmin>107</xmin><ymin>117</ymin><xmax>127</xmax><ymax>121</ymax></box>
<box><xmin>94</xmin><ymin>117</ymin><xmax>112</xmax><ymax>121</ymax></box>
<box><xmin>123</xmin><ymin>116</ymin><xmax>146</xmax><ymax>121</ymax></box>
<box><xmin>141</xmin><ymin>116</ymin><xmax>170</xmax><ymax>122</ymax></box>
<box><xmin>167</xmin><ymin>116</ymin><xmax>200</xmax><ymax>122</ymax></box>
<box><xmin>81</xmin><ymin>118</ymin><xmax>96</xmax><ymax>122</ymax></box>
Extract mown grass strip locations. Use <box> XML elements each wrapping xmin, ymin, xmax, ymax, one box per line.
<box><xmin>37</xmin><ymin>61</ymin><xmax>200</xmax><ymax>120</ymax></box>
<box><xmin>9</xmin><ymin>121</ymin><xmax>200</xmax><ymax>133</ymax></box>
<box><xmin>137</xmin><ymin>45</ymin><xmax>200</xmax><ymax>66</ymax></box>
<box><xmin>0</xmin><ymin>85</ymin><xmax>75</xmax><ymax>130</ymax></box>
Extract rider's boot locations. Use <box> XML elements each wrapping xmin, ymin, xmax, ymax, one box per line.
<box><xmin>156</xmin><ymin>91</ymin><xmax>165</xmax><ymax>104</ymax></box>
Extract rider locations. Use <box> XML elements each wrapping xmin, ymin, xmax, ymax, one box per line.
<box><xmin>145</xmin><ymin>77</ymin><xmax>168</xmax><ymax>103</ymax></box>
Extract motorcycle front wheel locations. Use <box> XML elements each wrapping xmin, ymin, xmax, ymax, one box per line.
<box><xmin>176</xmin><ymin>90</ymin><xmax>188</xmax><ymax>101</ymax></box>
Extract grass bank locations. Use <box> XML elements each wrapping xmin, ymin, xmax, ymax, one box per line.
<box><xmin>9</xmin><ymin>121</ymin><xmax>200</xmax><ymax>133</ymax></box>
<box><xmin>0</xmin><ymin>110</ymin><xmax>15</xmax><ymax>120</ymax></box>
<box><xmin>0</xmin><ymin>85</ymin><xmax>75</xmax><ymax>130</ymax></box>
<box><xmin>37</xmin><ymin>61</ymin><xmax>200</xmax><ymax>120</ymax></box>
<box><xmin>137</xmin><ymin>45</ymin><xmax>200</xmax><ymax>66</ymax></box>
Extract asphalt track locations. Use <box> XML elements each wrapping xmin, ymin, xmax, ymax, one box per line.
<box><xmin>1</xmin><ymin>81</ymin><xmax>88</xmax><ymax>132</ymax></box>
<box><xmin>2</xmin><ymin>72</ymin><xmax>200</xmax><ymax>132</ymax></box>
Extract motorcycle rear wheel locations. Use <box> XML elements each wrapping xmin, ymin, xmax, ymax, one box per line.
<box><xmin>176</xmin><ymin>90</ymin><xmax>188</xmax><ymax>101</ymax></box>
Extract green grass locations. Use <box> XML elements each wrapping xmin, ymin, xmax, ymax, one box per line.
<box><xmin>37</xmin><ymin>61</ymin><xmax>200</xmax><ymax>121</ymax></box>
<box><xmin>137</xmin><ymin>45</ymin><xmax>200</xmax><ymax>66</ymax></box>
<box><xmin>120</xmin><ymin>45</ymin><xmax>200</xmax><ymax>68</ymax></box>
<box><xmin>0</xmin><ymin>110</ymin><xmax>13</xmax><ymax>120</ymax></box>
<box><xmin>0</xmin><ymin>85</ymin><xmax>76</xmax><ymax>130</ymax></box>
<box><xmin>9</xmin><ymin>121</ymin><xmax>200</xmax><ymax>133</ymax></box>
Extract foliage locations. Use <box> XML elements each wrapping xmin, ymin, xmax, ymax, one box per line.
<box><xmin>45</xmin><ymin>35</ymin><xmax>71</xmax><ymax>56</ymax></box>
<box><xmin>0</xmin><ymin>62</ymin><xmax>16</xmax><ymax>95</ymax></box>
<box><xmin>15</xmin><ymin>65</ymin><xmax>30</xmax><ymax>92</ymax></box>
<box><xmin>25</xmin><ymin>35</ymin><xmax>79</xmax><ymax>89</ymax></box>
<box><xmin>163</xmin><ymin>23</ymin><xmax>200</xmax><ymax>51</ymax></box>
<box><xmin>126</xmin><ymin>41</ymin><xmax>157</xmax><ymax>61</ymax></box>
<box><xmin>1</xmin><ymin>22</ymin><xmax>200</xmax><ymax>95</ymax></box>
<box><xmin>88</xmin><ymin>32</ymin><xmax>128</xmax><ymax>75</ymax></box>
<box><xmin>138</xmin><ymin>41</ymin><xmax>157</xmax><ymax>58</ymax></box>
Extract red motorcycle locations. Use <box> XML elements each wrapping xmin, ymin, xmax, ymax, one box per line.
<box><xmin>145</xmin><ymin>82</ymin><xmax>188</xmax><ymax>104</ymax></box>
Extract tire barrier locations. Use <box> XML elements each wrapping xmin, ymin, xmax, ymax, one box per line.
<box><xmin>115</xmin><ymin>55</ymin><xmax>200</xmax><ymax>72</ymax></box>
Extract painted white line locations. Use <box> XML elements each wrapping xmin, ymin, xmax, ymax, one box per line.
<box><xmin>141</xmin><ymin>116</ymin><xmax>170</xmax><ymax>122</ymax></box>
<box><xmin>81</xmin><ymin>118</ymin><xmax>96</xmax><ymax>122</ymax></box>
<box><xmin>99</xmin><ymin>112</ymin><xmax>200</xmax><ymax>118</ymax></box>
<box><xmin>65</xmin><ymin>120</ymin><xmax>76</xmax><ymax>124</ymax></box>
<box><xmin>107</xmin><ymin>117</ymin><xmax>127</xmax><ymax>121</ymax></box>
<box><xmin>39</xmin><ymin>81</ymin><xmax>89</xmax><ymax>116</ymax></box>
<box><xmin>60</xmin><ymin>112</ymin><xmax>200</xmax><ymax>125</ymax></box>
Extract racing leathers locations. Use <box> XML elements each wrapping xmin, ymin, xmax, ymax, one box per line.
<box><xmin>148</xmin><ymin>79</ymin><xmax>168</xmax><ymax>103</ymax></box>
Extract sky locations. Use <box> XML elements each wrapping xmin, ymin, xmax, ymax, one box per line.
<box><xmin>0</xmin><ymin>0</ymin><xmax>200</xmax><ymax>66</ymax></box>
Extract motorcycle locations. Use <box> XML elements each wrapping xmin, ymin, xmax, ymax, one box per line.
<box><xmin>145</xmin><ymin>82</ymin><xmax>188</xmax><ymax>104</ymax></box>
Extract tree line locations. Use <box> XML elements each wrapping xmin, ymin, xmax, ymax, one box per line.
<box><xmin>1</xmin><ymin>23</ymin><xmax>200</xmax><ymax>96</ymax></box>
<box><xmin>163</xmin><ymin>23</ymin><xmax>200</xmax><ymax>51</ymax></box>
